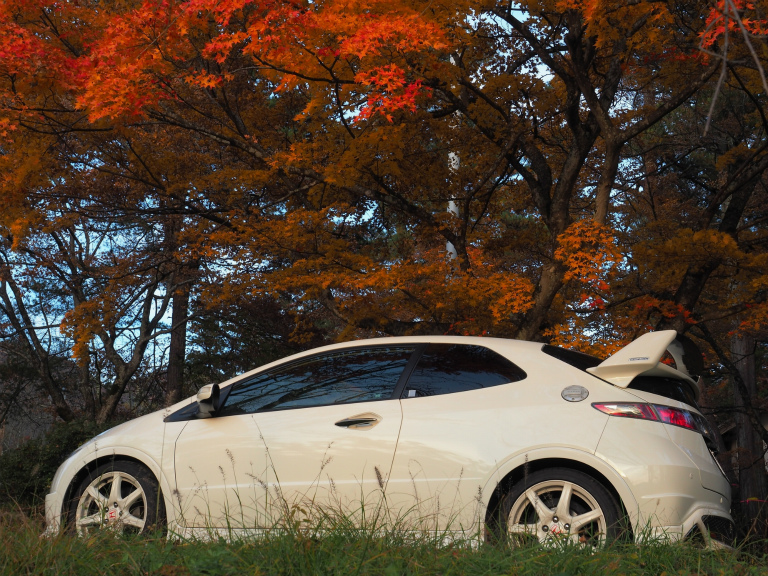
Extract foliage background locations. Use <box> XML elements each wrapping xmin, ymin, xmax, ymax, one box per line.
<box><xmin>0</xmin><ymin>0</ymin><xmax>766</xmax><ymax>537</ymax></box>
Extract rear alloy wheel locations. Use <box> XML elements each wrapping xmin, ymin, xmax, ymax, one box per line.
<box><xmin>497</xmin><ymin>468</ymin><xmax>622</xmax><ymax>547</ymax></box>
<box><xmin>69</xmin><ymin>460</ymin><xmax>163</xmax><ymax>536</ymax></box>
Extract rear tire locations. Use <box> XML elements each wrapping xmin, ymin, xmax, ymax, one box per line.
<box><xmin>490</xmin><ymin>467</ymin><xmax>623</xmax><ymax>547</ymax></box>
<box><xmin>67</xmin><ymin>460</ymin><xmax>165</xmax><ymax>536</ymax></box>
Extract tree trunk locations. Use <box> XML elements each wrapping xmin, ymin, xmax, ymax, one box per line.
<box><xmin>166</xmin><ymin>281</ymin><xmax>190</xmax><ymax>406</ymax></box>
<box><xmin>732</xmin><ymin>333</ymin><xmax>768</xmax><ymax>537</ymax></box>
<box><xmin>516</xmin><ymin>261</ymin><xmax>566</xmax><ymax>341</ymax></box>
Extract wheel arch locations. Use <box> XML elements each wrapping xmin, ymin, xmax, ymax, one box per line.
<box><xmin>61</xmin><ymin>450</ymin><xmax>174</xmax><ymax>529</ymax></box>
<box><xmin>482</xmin><ymin>453</ymin><xmax>637</xmax><ymax>538</ymax></box>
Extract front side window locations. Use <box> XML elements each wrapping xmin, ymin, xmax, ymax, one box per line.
<box><xmin>219</xmin><ymin>346</ymin><xmax>416</xmax><ymax>415</ymax></box>
<box><xmin>403</xmin><ymin>344</ymin><xmax>526</xmax><ymax>397</ymax></box>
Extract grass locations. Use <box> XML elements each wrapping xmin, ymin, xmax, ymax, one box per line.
<box><xmin>1</xmin><ymin>508</ymin><xmax>767</xmax><ymax>576</ymax></box>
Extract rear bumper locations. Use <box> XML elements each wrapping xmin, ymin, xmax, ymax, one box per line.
<box><xmin>644</xmin><ymin>501</ymin><xmax>734</xmax><ymax>544</ymax></box>
<box><xmin>596</xmin><ymin>417</ymin><xmax>733</xmax><ymax>541</ymax></box>
<box><xmin>686</xmin><ymin>513</ymin><xmax>735</xmax><ymax>544</ymax></box>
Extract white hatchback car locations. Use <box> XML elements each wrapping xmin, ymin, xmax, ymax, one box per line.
<box><xmin>44</xmin><ymin>330</ymin><xmax>734</xmax><ymax>546</ymax></box>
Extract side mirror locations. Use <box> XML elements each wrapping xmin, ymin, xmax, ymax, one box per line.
<box><xmin>196</xmin><ymin>383</ymin><xmax>220</xmax><ymax>418</ymax></box>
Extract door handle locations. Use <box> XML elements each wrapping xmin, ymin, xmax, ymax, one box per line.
<box><xmin>334</xmin><ymin>412</ymin><xmax>381</xmax><ymax>430</ymax></box>
<box><xmin>335</xmin><ymin>417</ymin><xmax>377</xmax><ymax>427</ymax></box>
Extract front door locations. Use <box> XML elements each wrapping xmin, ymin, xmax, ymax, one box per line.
<box><xmin>253</xmin><ymin>398</ymin><xmax>403</xmax><ymax>520</ymax></box>
<box><xmin>174</xmin><ymin>344</ymin><xmax>417</xmax><ymax>530</ymax></box>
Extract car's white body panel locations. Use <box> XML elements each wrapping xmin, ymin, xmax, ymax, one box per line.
<box><xmin>384</xmin><ymin>339</ymin><xmax>611</xmax><ymax>531</ymax></box>
<box><xmin>172</xmin><ymin>399</ymin><xmax>403</xmax><ymax>528</ymax></box>
<box><xmin>595</xmin><ymin>414</ymin><xmax>730</xmax><ymax>539</ymax></box>
<box><xmin>250</xmin><ymin>399</ymin><xmax>402</xmax><ymax>508</ymax></box>
<box><xmin>624</xmin><ymin>388</ymin><xmax>729</xmax><ymax>497</ymax></box>
<box><xmin>171</xmin><ymin>413</ymin><xmax>269</xmax><ymax>528</ymax></box>
<box><xmin>44</xmin><ymin>333</ymin><xmax>733</xmax><ymax>543</ymax></box>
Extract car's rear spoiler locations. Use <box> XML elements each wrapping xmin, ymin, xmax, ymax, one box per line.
<box><xmin>586</xmin><ymin>330</ymin><xmax>703</xmax><ymax>395</ymax></box>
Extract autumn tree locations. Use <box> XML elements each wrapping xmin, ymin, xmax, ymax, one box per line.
<box><xmin>0</xmin><ymin>0</ymin><xmax>299</xmax><ymax>418</ymax></box>
<box><xmin>39</xmin><ymin>0</ymin><xmax>723</xmax><ymax>344</ymax></box>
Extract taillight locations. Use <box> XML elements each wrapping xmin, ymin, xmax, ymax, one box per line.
<box><xmin>592</xmin><ymin>402</ymin><xmax>714</xmax><ymax>446</ymax></box>
<box><xmin>592</xmin><ymin>403</ymin><xmax>658</xmax><ymax>421</ymax></box>
<box><xmin>653</xmin><ymin>404</ymin><xmax>697</xmax><ymax>431</ymax></box>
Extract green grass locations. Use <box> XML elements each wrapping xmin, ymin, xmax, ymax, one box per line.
<box><xmin>1</xmin><ymin>510</ymin><xmax>767</xmax><ymax>576</ymax></box>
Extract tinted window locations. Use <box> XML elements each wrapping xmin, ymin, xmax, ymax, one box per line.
<box><xmin>403</xmin><ymin>344</ymin><xmax>526</xmax><ymax>397</ymax></box>
<box><xmin>541</xmin><ymin>345</ymin><xmax>603</xmax><ymax>371</ymax></box>
<box><xmin>219</xmin><ymin>346</ymin><xmax>416</xmax><ymax>415</ymax></box>
<box><xmin>628</xmin><ymin>375</ymin><xmax>699</xmax><ymax>409</ymax></box>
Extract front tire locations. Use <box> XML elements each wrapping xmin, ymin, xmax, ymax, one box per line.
<box><xmin>68</xmin><ymin>460</ymin><xmax>164</xmax><ymax>536</ymax></box>
<box><xmin>492</xmin><ymin>468</ymin><xmax>622</xmax><ymax>547</ymax></box>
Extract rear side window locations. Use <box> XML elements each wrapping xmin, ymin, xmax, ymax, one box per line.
<box><xmin>402</xmin><ymin>344</ymin><xmax>526</xmax><ymax>398</ymax></box>
<box><xmin>220</xmin><ymin>346</ymin><xmax>416</xmax><ymax>414</ymax></box>
<box><xmin>627</xmin><ymin>375</ymin><xmax>699</xmax><ymax>409</ymax></box>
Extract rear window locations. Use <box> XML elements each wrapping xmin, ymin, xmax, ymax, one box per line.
<box><xmin>403</xmin><ymin>344</ymin><xmax>526</xmax><ymax>397</ymax></box>
<box><xmin>627</xmin><ymin>375</ymin><xmax>699</xmax><ymax>409</ymax></box>
<box><xmin>541</xmin><ymin>345</ymin><xmax>603</xmax><ymax>371</ymax></box>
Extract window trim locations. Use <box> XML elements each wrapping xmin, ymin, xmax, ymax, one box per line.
<box><xmin>392</xmin><ymin>344</ymin><xmax>427</xmax><ymax>399</ymax></box>
<box><xmin>166</xmin><ymin>345</ymin><xmax>421</xmax><ymax>422</ymax></box>
<box><xmin>165</xmin><ymin>341</ymin><xmax>528</xmax><ymax>421</ymax></box>
<box><xmin>176</xmin><ymin>344</ymin><xmax>422</xmax><ymax>419</ymax></box>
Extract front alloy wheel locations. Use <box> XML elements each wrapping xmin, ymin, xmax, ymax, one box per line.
<box><xmin>497</xmin><ymin>468</ymin><xmax>622</xmax><ymax>547</ymax></box>
<box><xmin>69</xmin><ymin>460</ymin><xmax>163</xmax><ymax>536</ymax></box>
